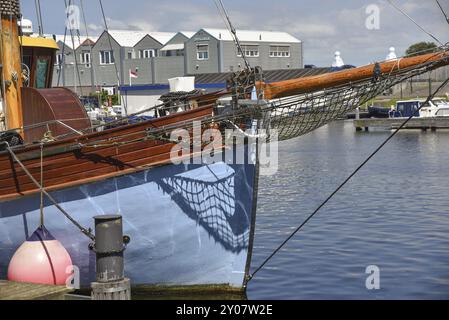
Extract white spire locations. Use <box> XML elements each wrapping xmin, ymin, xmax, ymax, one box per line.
<box><xmin>386</xmin><ymin>47</ymin><xmax>397</xmax><ymax>61</ymax></box>
<box><xmin>332</xmin><ymin>51</ymin><xmax>345</xmax><ymax>67</ymax></box>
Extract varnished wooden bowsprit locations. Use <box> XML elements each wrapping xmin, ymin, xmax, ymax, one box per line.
<box><xmin>259</xmin><ymin>50</ymin><xmax>449</xmax><ymax>99</ymax></box>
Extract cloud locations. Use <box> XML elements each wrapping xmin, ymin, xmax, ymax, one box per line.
<box><xmin>21</xmin><ymin>0</ymin><xmax>448</xmax><ymax>66</ymax></box>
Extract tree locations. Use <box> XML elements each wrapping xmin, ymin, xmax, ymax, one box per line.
<box><xmin>405</xmin><ymin>42</ymin><xmax>437</xmax><ymax>57</ymax></box>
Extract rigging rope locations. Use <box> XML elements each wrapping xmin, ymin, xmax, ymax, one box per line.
<box><xmin>2</xmin><ymin>142</ymin><xmax>95</xmax><ymax>240</ymax></box>
<box><xmin>64</xmin><ymin>0</ymin><xmax>83</xmax><ymax>96</ymax></box>
<box><xmin>79</xmin><ymin>0</ymin><xmax>95</xmax><ymax>91</ymax></box>
<box><xmin>34</xmin><ymin>0</ymin><xmax>44</xmax><ymax>36</ymax></box>
<box><xmin>214</xmin><ymin>0</ymin><xmax>251</xmax><ymax>70</ymax></box>
<box><xmin>98</xmin><ymin>0</ymin><xmax>128</xmax><ymax>115</ymax></box>
<box><xmin>39</xmin><ymin>143</ymin><xmax>44</xmax><ymax>227</ymax></box>
<box><xmin>247</xmin><ymin>76</ymin><xmax>449</xmax><ymax>282</ymax></box>
<box><xmin>435</xmin><ymin>0</ymin><xmax>449</xmax><ymax>25</ymax></box>
<box><xmin>387</xmin><ymin>0</ymin><xmax>443</xmax><ymax>45</ymax></box>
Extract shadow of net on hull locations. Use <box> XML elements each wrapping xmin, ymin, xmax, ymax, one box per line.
<box><xmin>155</xmin><ymin>170</ymin><xmax>250</xmax><ymax>253</ymax></box>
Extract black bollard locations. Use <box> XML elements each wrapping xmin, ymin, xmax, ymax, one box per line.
<box><xmin>90</xmin><ymin>215</ymin><xmax>131</xmax><ymax>300</ymax></box>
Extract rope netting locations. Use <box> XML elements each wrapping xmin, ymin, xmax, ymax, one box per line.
<box><xmin>262</xmin><ymin>62</ymin><xmax>436</xmax><ymax>141</ymax></box>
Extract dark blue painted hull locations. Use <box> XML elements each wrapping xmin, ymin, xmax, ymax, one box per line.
<box><xmin>0</xmin><ymin>151</ymin><xmax>258</xmax><ymax>288</ymax></box>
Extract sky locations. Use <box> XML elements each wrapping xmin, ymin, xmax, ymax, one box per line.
<box><xmin>22</xmin><ymin>0</ymin><xmax>449</xmax><ymax>66</ymax></box>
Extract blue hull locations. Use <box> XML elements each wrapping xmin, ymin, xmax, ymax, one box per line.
<box><xmin>0</xmin><ymin>155</ymin><xmax>258</xmax><ymax>288</ymax></box>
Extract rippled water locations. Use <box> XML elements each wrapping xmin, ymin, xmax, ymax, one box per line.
<box><xmin>247</xmin><ymin>120</ymin><xmax>449</xmax><ymax>299</ymax></box>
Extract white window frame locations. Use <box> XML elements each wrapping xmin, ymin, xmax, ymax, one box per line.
<box><xmin>139</xmin><ymin>49</ymin><xmax>155</xmax><ymax>59</ymax></box>
<box><xmin>237</xmin><ymin>45</ymin><xmax>259</xmax><ymax>57</ymax></box>
<box><xmin>196</xmin><ymin>43</ymin><xmax>209</xmax><ymax>60</ymax></box>
<box><xmin>269</xmin><ymin>46</ymin><xmax>291</xmax><ymax>58</ymax></box>
<box><xmin>99</xmin><ymin>50</ymin><xmax>114</xmax><ymax>65</ymax></box>
<box><xmin>80</xmin><ymin>51</ymin><xmax>91</xmax><ymax>68</ymax></box>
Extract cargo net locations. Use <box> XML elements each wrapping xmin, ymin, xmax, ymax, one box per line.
<box><xmin>256</xmin><ymin>57</ymin><xmax>449</xmax><ymax>141</ymax></box>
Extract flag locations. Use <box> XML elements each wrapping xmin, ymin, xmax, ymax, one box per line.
<box><xmin>129</xmin><ymin>70</ymin><xmax>138</xmax><ymax>79</ymax></box>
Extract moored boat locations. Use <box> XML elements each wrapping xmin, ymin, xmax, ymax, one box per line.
<box><xmin>0</xmin><ymin>0</ymin><xmax>448</xmax><ymax>294</ymax></box>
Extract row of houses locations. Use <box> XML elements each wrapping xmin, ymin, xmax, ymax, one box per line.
<box><xmin>51</xmin><ymin>28</ymin><xmax>304</xmax><ymax>94</ymax></box>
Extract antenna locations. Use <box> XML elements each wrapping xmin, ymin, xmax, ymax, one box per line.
<box><xmin>215</xmin><ymin>0</ymin><xmax>251</xmax><ymax>70</ymax></box>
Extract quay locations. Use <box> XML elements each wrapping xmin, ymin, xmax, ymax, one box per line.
<box><xmin>0</xmin><ymin>280</ymin><xmax>74</xmax><ymax>300</ymax></box>
<box><xmin>353</xmin><ymin>117</ymin><xmax>449</xmax><ymax>131</ymax></box>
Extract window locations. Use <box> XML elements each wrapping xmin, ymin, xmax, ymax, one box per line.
<box><xmin>99</xmin><ymin>50</ymin><xmax>114</xmax><ymax>64</ymax></box>
<box><xmin>35</xmin><ymin>58</ymin><xmax>49</xmax><ymax>88</ymax></box>
<box><xmin>237</xmin><ymin>45</ymin><xmax>259</xmax><ymax>57</ymax></box>
<box><xmin>55</xmin><ymin>53</ymin><xmax>63</xmax><ymax>67</ymax></box>
<box><xmin>80</xmin><ymin>51</ymin><xmax>91</xmax><ymax>68</ymax></box>
<box><xmin>139</xmin><ymin>49</ymin><xmax>155</xmax><ymax>59</ymax></box>
<box><xmin>127</xmin><ymin>51</ymin><xmax>133</xmax><ymax>59</ymax></box>
<box><xmin>269</xmin><ymin>46</ymin><xmax>290</xmax><ymax>57</ymax></box>
<box><xmin>196</xmin><ymin>44</ymin><xmax>209</xmax><ymax>60</ymax></box>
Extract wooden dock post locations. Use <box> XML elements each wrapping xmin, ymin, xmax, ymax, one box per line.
<box><xmin>90</xmin><ymin>215</ymin><xmax>131</xmax><ymax>300</ymax></box>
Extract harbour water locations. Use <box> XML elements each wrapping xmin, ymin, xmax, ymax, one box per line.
<box><xmin>247</xmin><ymin>120</ymin><xmax>449</xmax><ymax>299</ymax></box>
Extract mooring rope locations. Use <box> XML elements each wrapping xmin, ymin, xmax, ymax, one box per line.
<box><xmin>2</xmin><ymin>142</ymin><xmax>95</xmax><ymax>240</ymax></box>
<box><xmin>247</xmin><ymin>75</ymin><xmax>449</xmax><ymax>282</ymax></box>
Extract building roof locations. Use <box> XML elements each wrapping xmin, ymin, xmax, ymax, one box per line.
<box><xmin>179</xmin><ymin>31</ymin><xmax>196</xmax><ymax>38</ymax></box>
<box><xmin>160</xmin><ymin>43</ymin><xmax>185</xmax><ymax>51</ymax></box>
<box><xmin>54</xmin><ymin>35</ymin><xmax>98</xmax><ymax>50</ymax></box>
<box><xmin>107</xmin><ymin>30</ymin><xmax>176</xmax><ymax>47</ymax></box>
<box><xmin>201</xmin><ymin>28</ymin><xmax>301</xmax><ymax>43</ymax></box>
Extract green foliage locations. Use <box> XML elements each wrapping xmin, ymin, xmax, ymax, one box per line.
<box><xmin>405</xmin><ymin>42</ymin><xmax>437</xmax><ymax>57</ymax></box>
<box><xmin>94</xmin><ymin>90</ymin><xmax>119</xmax><ymax>106</ymax></box>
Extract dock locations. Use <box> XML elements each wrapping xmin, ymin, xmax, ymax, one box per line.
<box><xmin>353</xmin><ymin>117</ymin><xmax>449</xmax><ymax>131</ymax></box>
<box><xmin>0</xmin><ymin>280</ymin><xmax>74</xmax><ymax>300</ymax></box>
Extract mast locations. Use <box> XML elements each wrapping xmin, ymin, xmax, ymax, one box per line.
<box><xmin>0</xmin><ymin>0</ymin><xmax>23</xmax><ymax>134</ymax></box>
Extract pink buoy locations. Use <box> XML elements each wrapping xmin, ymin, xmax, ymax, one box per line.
<box><xmin>7</xmin><ymin>226</ymin><xmax>73</xmax><ymax>285</ymax></box>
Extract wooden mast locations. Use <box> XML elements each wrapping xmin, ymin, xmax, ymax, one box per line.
<box><xmin>0</xmin><ymin>0</ymin><xmax>23</xmax><ymax>134</ymax></box>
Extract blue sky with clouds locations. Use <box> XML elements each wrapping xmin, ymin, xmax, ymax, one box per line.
<box><xmin>21</xmin><ymin>0</ymin><xmax>449</xmax><ymax>66</ymax></box>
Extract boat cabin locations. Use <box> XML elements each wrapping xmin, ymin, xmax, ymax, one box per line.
<box><xmin>20</xmin><ymin>36</ymin><xmax>58</xmax><ymax>89</ymax></box>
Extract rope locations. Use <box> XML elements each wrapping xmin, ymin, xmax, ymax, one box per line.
<box><xmin>34</xmin><ymin>0</ymin><xmax>44</xmax><ymax>36</ymax></box>
<box><xmin>247</xmin><ymin>75</ymin><xmax>449</xmax><ymax>282</ymax></box>
<box><xmin>98</xmin><ymin>0</ymin><xmax>128</xmax><ymax>115</ymax></box>
<box><xmin>39</xmin><ymin>143</ymin><xmax>44</xmax><ymax>227</ymax></box>
<box><xmin>64</xmin><ymin>0</ymin><xmax>83</xmax><ymax>96</ymax></box>
<box><xmin>387</xmin><ymin>0</ymin><xmax>443</xmax><ymax>45</ymax></box>
<box><xmin>435</xmin><ymin>0</ymin><xmax>449</xmax><ymax>25</ymax></box>
<box><xmin>2</xmin><ymin>142</ymin><xmax>95</xmax><ymax>241</ymax></box>
<box><xmin>79</xmin><ymin>0</ymin><xmax>95</xmax><ymax>90</ymax></box>
<box><xmin>214</xmin><ymin>0</ymin><xmax>251</xmax><ymax>70</ymax></box>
